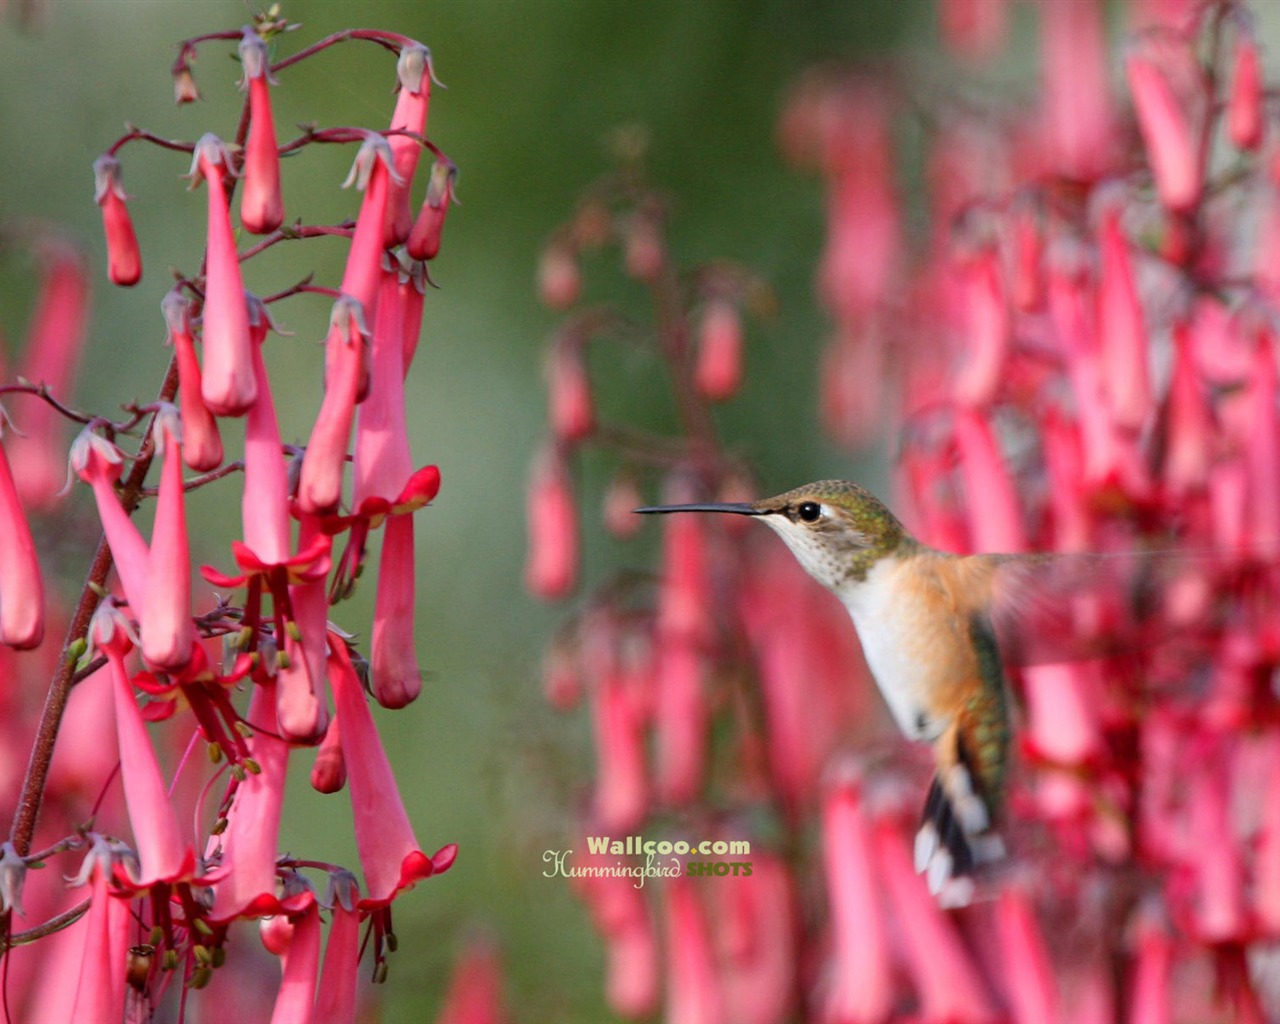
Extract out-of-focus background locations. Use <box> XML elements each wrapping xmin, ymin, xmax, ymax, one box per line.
<box><xmin>0</xmin><ymin>0</ymin><xmax>928</xmax><ymax>1019</ymax></box>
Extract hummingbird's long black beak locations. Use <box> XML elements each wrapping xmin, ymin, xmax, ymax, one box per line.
<box><xmin>633</xmin><ymin>502</ymin><xmax>763</xmax><ymax>516</ymax></box>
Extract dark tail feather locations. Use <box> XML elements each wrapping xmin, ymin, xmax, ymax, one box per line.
<box><xmin>914</xmin><ymin>737</ymin><xmax>1005</xmax><ymax>906</ymax></box>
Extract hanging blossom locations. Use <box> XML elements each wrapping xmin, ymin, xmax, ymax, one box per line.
<box><xmin>2</xmin><ymin>19</ymin><xmax>462</xmax><ymax>1019</ymax></box>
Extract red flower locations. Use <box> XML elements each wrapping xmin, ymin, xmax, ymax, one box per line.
<box><xmin>238</xmin><ymin>28</ymin><xmax>283</xmax><ymax>235</ymax></box>
<box><xmin>93</xmin><ymin>154</ymin><xmax>141</xmax><ymax>286</ymax></box>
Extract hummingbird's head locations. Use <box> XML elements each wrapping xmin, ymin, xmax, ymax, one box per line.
<box><xmin>635</xmin><ymin>479</ymin><xmax>908</xmax><ymax>591</ymax></box>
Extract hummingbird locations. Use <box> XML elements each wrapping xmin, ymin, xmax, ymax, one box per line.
<box><xmin>635</xmin><ymin>479</ymin><xmax>1197</xmax><ymax>903</ymax></box>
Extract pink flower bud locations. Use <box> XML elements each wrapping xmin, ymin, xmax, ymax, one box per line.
<box><xmin>1009</xmin><ymin>198</ymin><xmax>1044</xmax><ymax>313</ymax></box>
<box><xmin>139</xmin><ymin>406</ymin><xmax>196</xmax><ymax>671</ymax></box>
<box><xmin>297</xmin><ymin>297</ymin><xmax>369</xmax><ymax>515</ymax></box>
<box><xmin>92</xmin><ymin>155</ymin><xmax>141</xmax><ymax>286</ymax></box>
<box><xmin>268</xmin><ymin>903</ymin><xmax>323</xmax><ymax>1024</ymax></box>
<box><xmin>1097</xmin><ymin>204</ymin><xmax>1152</xmax><ymax>431</ymax></box>
<box><xmin>1126</xmin><ymin>41</ymin><xmax>1204</xmax><ymax>213</ymax></box>
<box><xmin>1228</xmin><ymin>30</ymin><xmax>1264</xmax><ymax>152</ymax></box>
<box><xmin>310</xmin><ymin>715</ymin><xmax>346</xmax><ymax>794</ymax></box>
<box><xmin>0</xmin><ymin>415</ymin><xmax>43</xmax><ymax>650</ymax></box>
<box><xmin>405</xmin><ymin>160</ymin><xmax>455</xmax><ymax>261</ymax></box>
<box><xmin>1039</xmin><ymin>0</ymin><xmax>1113</xmax><ymax>179</ymax></box>
<box><xmin>384</xmin><ymin>43</ymin><xmax>436</xmax><ymax>247</ymax></box>
<box><xmin>538</xmin><ymin>242</ymin><xmax>581</xmax><ymax>310</ymax></box>
<box><xmin>314</xmin><ymin>898</ymin><xmax>360</xmax><ymax>1023</ymax></box>
<box><xmin>546</xmin><ymin>335</ymin><xmax>594</xmax><ymax>443</ymax></box>
<box><xmin>237</xmin><ymin>30</ymin><xmax>283</xmax><ymax>235</ymax></box>
<box><xmin>694</xmin><ymin>298</ymin><xmax>744</xmax><ymax>401</ymax></box>
<box><xmin>652</xmin><ymin>636</ymin><xmax>705</xmax><ymax>805</ymax></box>
<box><xmin>190</xmin><ymin>134</ymin><xmax>256</xmax><ymax>416</ymax></box>
<box><xmin>162</xmin><ymin>290</ymin><xmax>223</xmax><ymax>472</ymax></box>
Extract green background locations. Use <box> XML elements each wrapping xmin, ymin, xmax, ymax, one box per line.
<box><xmin>0</xmin><ymin>1</ymin><xmax>930</xmax><ymax>1019</ymax></box>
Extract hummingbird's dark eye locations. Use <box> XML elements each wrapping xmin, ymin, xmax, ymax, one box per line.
<box><xmin>797</xmin><ymin>501</ymin><xmax>822</xmax><ymax>523</ymax></box>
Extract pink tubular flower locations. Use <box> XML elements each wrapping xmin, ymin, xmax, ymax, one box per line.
<box><xmin>662</xmin><ymin>876</ymin><xmax>725</xmax><ymax>1024</ymax></box>
<box><xmin>297</xmin><ymin>295</ymin><xmax>369</xmax><ymax>515</ymax></box>
<box><xmin>954</xmin><ymin>407</ymin><xmax>1027</xmax><ymax>552</ymax></box>
<box><xmin>385</xmin><ymin>43</ymin><xmax>435</xmax><ymax>247</ymax></box>
<box><xmin>313</xmin><ymin>882</ymin><xmax>361</xmax><ymax>1024</ymax></box>
<box><xmin>6</xmin><ymin>239</ymin><xmax>90</xmax><ymax>508</ymax></box>
<box><xmin>1038</xmin><ymin>0</ymin><xmax>1113</xmax><ymax>179</ymax></box>
<box><xmin>328</xmin><ymin>634</ymin><xmax>456</xmax><ymax>906</ymax></box>
<box><xmin>67</xmin><ymin>841</ymin><xmax>130</xmax><ymax>1024</ymax></box>
<box><xmin>435</xmin><ymin>939</ymin><xmax>511</xmax><ymax>1024</ymax></box>
<box><xmin>1162</xmin><ymin>319</ymin><xmax>1211</xmax><ymax>497</ymax></box>
<box><xmin>92</xmin><ymin>154</ymin><xmax>141</xmax><ymax>286</ymax></box>
<box><xmin>537</xmin><ymin>241</ymin><xmax>581</xmax><ymax>310</ymax></box>
<box><xmin>209</xmin><ymin>679</ymin><xmax>300</xmax><ymax>920</ymax></box>
<box><xmin>267</xmin><ymin>901</ymin><xmax>323</xmax><ymax>1024</ymax></box>
<box><xmin>190</xmin><ymin>134</ymin><xmax>256</xmax><ymax>416</ymax></box>
<box><xmin>820</xmin><ymin>772</ymin><xmax>893</xmax><ymax>1024</ymax></box>
<box><xmin>139</xmin><ymin>406</ymin><xmax>197</xmax><ymax>670</ymax></box>
<box><xmin>994</xmin><ymin>883</ymin><xmax>1060</xmax><ymax>1023</ymax></box>
<box><xmin>1125</xmin><ymin>40</ymin><xmax>1204</xmax><ymax>214</ymax></box>
<box><xmin>872</xmin><ymin>810</ymin><xmax>999</xmax><ymax>1021</ymax></box>
<box><xmin>524</xmin><ymin>444</ymin><xmax>579</xmax><ymax>600</ymax></box>
<box><xmin>1097</xmin><ymin>202</ymin><xmax>1152</xmax><ymax>431</ymax></box>
<box><xmin>1128</xmin><ymin>904</ymin><xmax>1174</xmax><ymax>1024</ymax></box>
<box><xmin>71</xmin><ymin>428</ymin><xmax>150</xmax><ymax>608</ymax></box>
<box><xmin>585</xmin><ymin>618</ymin><xmax>648</xmax><ymax>831</ymax></box>
<box><xmin>163</xmin><ymin>288</ymin><xmax>223</xmax><ymax>472</ymax></box>
<box><xmin>406</xmin><ymin>160</ymin><xmax>456</xmax><ymax>261</ymax></box>
<box><xmin>238</xmin><ymin>28</ymin><xmax>284</xmax><ymax>235</ymax></box>
<box><xmin>694</xmin><ymin>297</ymin><xmax>744</xmax><ymax>402</ymax></box>
<box><xmin>1228</xmin><ymin>28</ymin><xmax>1264</xmax><ymax>152</ymax></box>
<box><xmin>1243</xmin><ymin>326</ymin><xmax>1280</xmax><ymax>555</ymax></box>
<box><xmin>93</xmin><ymin>605</ymin><xmax>195</xmax><ymax>887</ymax></box>
<box><xmin>574</xmin><ymin>863</ymin><xmax>660</xmax><ymax>1017</ymax></box>
<box><xmin>939</xmin><ymin>0</ymin><xmax>1007</xmax><ymax>61</ymax></box>
<box><xmin>0</xmin><ymin>413</ymin><xmax>44</xmax><ymax>649</ymax></box>
<box><xmin>952</xmin><ymin>243</ymin><xmax>1009</xmax><ymax>408</ymax></box>
<box><xmin>714</xmin><ymin>853</ymin><xmax>796</xmax><ymax>1024</ymax></box>
<box><xmin>546</xmin><ymin>330</ymin><xmax>595</xmax><ymax>443</ymax></box>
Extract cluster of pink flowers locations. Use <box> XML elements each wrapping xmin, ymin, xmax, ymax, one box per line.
<box><xmin>0</xmin><ymin>14</ymin><xmax>460</xmax><ymax>1022</ymax></box>
<box><xmin>533</xmin><ymin>0</ymin><xmax>1280</xmax><ymax>1020</ymax></box>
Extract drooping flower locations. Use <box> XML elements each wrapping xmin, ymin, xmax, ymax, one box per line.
<box><xmin>6</xmin><ymin>239</ymin><xmax>90</xmax><ymax>508</ymax></box>
<box><xmin>66</xmin><ymin>838</ymin><xmax>131</xmax><ymax>1024</ymax></box>
<box><xmin>820</xmin><ymin>771</ymin><xmax>893</xmax><ymax>1024</ymax></box>
<box><xmin>384</xmin><ymin>42</ymin><xmax>435</xmax><ymax>247</ymax></box>
<box><xmin>1125</xmin><ymin>36</ymin><xmax>1206</xmax><ymax>215</ymax></box>
<box><xmin>694</xmin><ymin>297</ymin><xmax>744</xmax><ymax>401</ymax></box>
<box><xmin>435</xmin><ymin>938</ymin><xmax>511</xmax><ymax>1024</ymax></box>
<box><xmin>0</xmin><ymin>410</ymin><xmax>44</xmax><ymax>650</ymax></box>
<box><xmin>327</xmin><ymin>633</ymin><xmax>456</xmax><ymax>907</ymax></box>
<box><xmin>313</xmin><ymin>876</ymin><xmax>361</xmax><ymax>1024</ymax></box>
<box><xmin>93</xmin><ymin>154</ymin><xmax>142</xmax><ymax>286</ymax></box>
<box><xmin>265</xmin><ymin>899</ymin><xmax>323</xmax><ymax>1024</ymax></box>
<box><xmin>190</xmin><ymin>133</ymin><xmax>256</xmax><ymax>416</ymax></box>
<box><xmin>139</xmin><ymin>405</ymin><xmax>197</xmax><ymax>671</ymax></box>
<box><xmin>661</xmin><ymin>876</ymin><xmax>725</xmax><ymax>1024</ymax></box>
<box><xmin>91</xmin><ymin>601</ymin><xmax>196</xmax><ymax>888</ymax></box>
<box><xmin>71</xmin><ymin>428</ymin><xmax>150</xmax><ymax>608</ymax></box>
<box><xmin>524</xmin><ymin>444</ymin><xmax>578</xmax><ymax>600</ymax></box>
<box><xmin>406</xmin><ymin>160</ymin><xmax>456</xmax><ymax>261</ymax></box>
<box><xmin>1227</xmin><ymin>26</ymin><xmax>1264</xmax><ymax>152</ymax></box>
<box><xmin>238</xmin><ymin>28</ymin><xmax>284</xmax><ymax>235</ymax></box>
<box><xmin>162</xmin><ymin>289</ymin><xmax>223</xmax><ymax>471</ymax></box>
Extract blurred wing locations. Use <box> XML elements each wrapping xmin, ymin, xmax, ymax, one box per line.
<box><xmin>964</xmin><ymin>549</ymin><xmax>1233</xmax><ymax>669</ymax></box>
